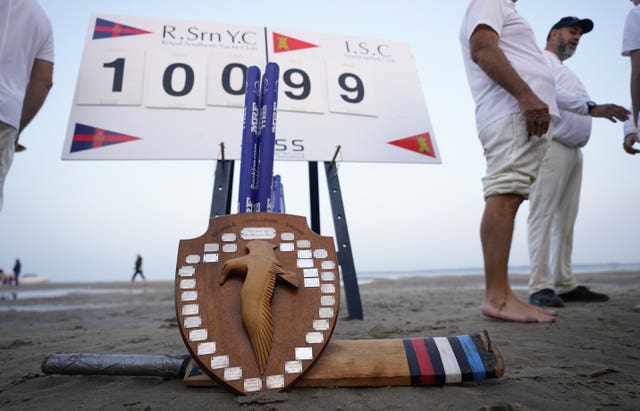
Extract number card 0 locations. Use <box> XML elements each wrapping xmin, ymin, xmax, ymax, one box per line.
<box><xmin>64</xmin><ymin>14</ymin><xmax>440</xmax><ymax>164</ymax></box>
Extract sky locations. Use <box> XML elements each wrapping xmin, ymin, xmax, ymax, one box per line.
<box><xmin>1</xmin><ymin>0</ymin><xmax>638</xmax><ymax>283</ymax></box>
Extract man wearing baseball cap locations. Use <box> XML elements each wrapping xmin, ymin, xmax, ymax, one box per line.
<box><xmin>548</xmin><ymin>16</ymin><xmax>593</xmax><ymax>37</ymax></box>
<box><xmin>527</xmin><ymin>17</ymin><xmax>629</xmax><ymax>307</ymax></box>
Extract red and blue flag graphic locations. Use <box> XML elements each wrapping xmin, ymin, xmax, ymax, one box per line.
<box><xmin>93</xmin><ymin>18</ymin><xmax>152</xmax><ymax>40</ymax></box>
<box><xmin>387</xmin><ymin>133</ymin><xmax>436</xmax><ymax>158</ymax></box>
<box><xmin>70</xmin><ymin>124</ymin><xmax>141</xmax><ymax>153</ymax></box>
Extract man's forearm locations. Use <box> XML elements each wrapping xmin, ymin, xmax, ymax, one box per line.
<box><xmin>469</xmin><ymin>25</ymin><xmax>549</xmax><ymax>136</ymax></box>
<box><xmin>19</xmin><ymin>59</ymin><xmax>53</xmax><ymax>133</ymax></box>
<box><xmin>630</xmin><ymin>51</ymin><xmax>640</xmax><ymax>127</ymax></box>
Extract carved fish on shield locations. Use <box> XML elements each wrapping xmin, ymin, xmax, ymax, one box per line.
<box><xmin>174</xmin><ymin>213</ymin><xmax>341</xmax><ymax>395</ymax></box>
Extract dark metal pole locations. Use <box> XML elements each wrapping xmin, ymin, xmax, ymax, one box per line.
<box><xmin>308</xmin><ymin>161</ymin><xmax>320</xmax><ymax>233</ymax></box>
<box><xmin>324</xmin><ymin>160</ymin><xmax>363</xmax><ymax>319</ymax></box>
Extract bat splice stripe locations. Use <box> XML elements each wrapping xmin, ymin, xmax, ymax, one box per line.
<box><xmin>456</xmin><ymin>334</ymin><xmax>486</xmax><ymax>381</ymax></box>
<box><xmin>403</xmin><ymin>334</ymin><xmax>494</xmax><ymax>385</ymax></box>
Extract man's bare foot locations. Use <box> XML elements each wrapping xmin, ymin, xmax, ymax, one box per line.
<box><xmin>482</xmin><ymin>292</ymin><xmax>556</xmax><ymax>323</ymax></box>
<box><xmin>525</xmin><ymin>299</ymin><xmax>558</xmax><ymax>317</ymax></box>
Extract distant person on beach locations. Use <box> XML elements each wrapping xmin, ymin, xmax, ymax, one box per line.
<box><xmin>460</xmin><ymin>0</ymin><xmax>559</xmax><ymax>322</ymax></box>
<box><xmin>527</xmin><ymin>17</ymin><xmax>629</xmax><ymax>308</ymax></box>
<box><xmin>0</xmin><ymin>0</ymin><xmax>54</xmax><ymax>211</ymax></box>
<box><xmin>621</xmin><ymin>0</ymin><xmax>640</xmax><ymax>313</ymax></box>
<box><xmin>131</xmin><ymin>254</ymin><xmax>146</xmax><ymax>283</ymax></box>
<box><xmin>12</xmin><ymin>258</ymin><xmax>21</xmax><ymax>286</ymax></box>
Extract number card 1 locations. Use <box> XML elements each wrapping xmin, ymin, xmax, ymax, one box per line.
<box><xmin>76</xmin><ymin>48</ymin><xmax>145</xmax><ymax>106</ymax></box>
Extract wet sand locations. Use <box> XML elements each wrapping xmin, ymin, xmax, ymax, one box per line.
<box><xmin>0</xmin><ymin>271</ymin><xmax>638</xmax><ymax>410</ymax></box>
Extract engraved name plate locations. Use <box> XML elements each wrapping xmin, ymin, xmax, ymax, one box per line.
<box><xmin>319</xmin><ymin>307</ymin><xmax>334</xmax><ymax>318</ymax></box>
<box><xmin>222</xmin><ymin>244</ymin><xmax>237</xmax><ymax>253</ymax></box>
<box><xmin>181</xmin><ymin>304</ymin><xmax>199</xmax><ymax>316</ymax></box>
<box><xmin>321</xmin><ymin>260</ymin><xmax>336</xmax><ymax>269</ymax></box>
<box><xmin>185</xmin><ymin>255</ymin><xmax>200</xmax><ymax>264</ymax></box>
<box><xmin>178</xmin><ymin>266</ymin><xmax>195</xmax><ymax>276</ymax></box>
<box><xmin>284</xmin><ymin>360</ymin><xmax>303</xmax><ymax>374</ymax></box>
<box><xmin>303</xmin><ymin>268</ymin><xmax>319</xmax><ymax>278</ymax></box>
<box><xmin>244</xmin><ymin>377</ymin><xmax>263</xmax><ymax>392</ymax></box>
<box><xmin>204</xmin><ymin>243</ymin><xmax>219</xmax><ymax>252</ymax></box>
<box><xmin>304</xmin><ymin>278</ymin><xmax>320</xmax><ymax>288</ymax></box>
<box><xmin>279</xmin><ymin>243</ymin><xmax>295</xmax><ymax>252</ymax></box>
<box><xmin>297</xmin><ymin>259</ymin><xmax>314</xmax><ymax>268</ymax></box>
<box><xmin>211</xmin><ymin>355</ymin><xmax>229</xmax><ymax>369</ymax></box>
<box><xmin>266</xmin><ymin>374</ymin><xmax>285</xmax><ymax>389</ymax></box>
<box><xmin>297</xmin><ymin>250</ymin><xmax>312</xmax><ymax>259</ymax></box>
<box><xmin>189</xmin><ymin>329</ymin><xmax>207</xmax><ymax>341</ymax></box>
<box><xmin>180</xmin><ymin>279</ymin><xmax>196</xmax><ymax>289</ymax></box>
<box><xmin>224</xmin><ymin>366</ymin><xmax>242</xmax><ymax>381</ymax></box>
<box><xmin>241</xmin><ymin>227</ymin><xmax>276</xmax><ymax>240</ymax></box>
<box><xmin>321</xmin><ymin>295</ymin><xmax>336</xmax><ymax>306</ymax></box>
<box><xmin>197</xmin><ymin>342</ymin><xmax>216</xmax><ymax>355</ymax></box>
<box><xmin>295</xmin><ymin>347</ymin><xmax>313</xmax><ymax>360</ymax></box>
<box><xmin>221</xmin><ymin>233</ymin><xmax>236</xmax><ymax>242</ymax></box>
<box><xmin>184</xmin><ymin>316</ymin><xmax>202</xmax><ymax>329</ymax></box>
<box><xmin>305</xmin><ymin>332</ymin><xmax>324</xmax><ymax>344</ymax></box>
<box><xmin>203</xmin><ymin>253</ymin><xmax>219</xmax><ymax>263</ymax></box>
<box><xmin>313</xmin><ymin>319</ymin><xmax>330</xmax><ymax>331</ymax></box>
<box><xmin>321</xmin><ymin>271</ymin><xmax>335</xmax><ymax>281</ymax></box>
<box><xmin>321</xmin><ymin>284</ymin><xmax>336</xmax><ymax>294</ymax></box>
<box><xmin>280</xmin><ymin>232</ymin><xmax>294</xmax><ymax>241</ymax></box>
<box><xmin>297</xmin><ymin>240</ymin><xmax>311</xmax><ymax>248</ymax></box>
<box><xmin>181</xmin><ymin>291</ymin><xmax>197</xmax><ymax>301</ymax></box>
<box><xmin>313</xmin><ymin>249</ymin><xmax>328</xmax><ymax>258</ymax></box>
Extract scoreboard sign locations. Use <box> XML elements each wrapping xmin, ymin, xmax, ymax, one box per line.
<box><xmin>64</xmin><ymin>14</ymin><xmax>440</xmax><ymax>163</ymax></box>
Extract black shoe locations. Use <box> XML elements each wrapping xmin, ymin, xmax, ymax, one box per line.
<box><xmin>529</xmin><ymin>288</ymin><xmax>565</xmax><ymax>307</ymax></box>
<box><xmin>558</xmin><ymin>285</ymin><xmax>609</xmax><ymax>302</ymax></box>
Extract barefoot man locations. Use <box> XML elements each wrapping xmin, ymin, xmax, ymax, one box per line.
<box><xmin>460</xmin><ymin>0</ymin><xmax>559</xmax><ymax>322</ymax></box>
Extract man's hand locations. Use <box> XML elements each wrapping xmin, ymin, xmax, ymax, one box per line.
<box><xmin>589</xmin><ymin>104</ymin><xmax>630</xmax><ymax>123</ymax></box>
<box><xmin>623</xmin><ymin>133</ymin><xmax>639</xmax><ymax>155</ymax></box>
<box><xmin>518</xmin><ymin>94</ymin><xmax>551</xmax><ymax>137</ymax></box>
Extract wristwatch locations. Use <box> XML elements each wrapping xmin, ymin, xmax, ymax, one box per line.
<box><xmin>587</xmin><ymin>101</ymin><xmax>597</xmax><ymax>113</ymax></box>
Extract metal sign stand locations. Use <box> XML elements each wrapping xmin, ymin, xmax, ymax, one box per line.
<box><xmin>306</xmin><ymin>146</ymin><xmax>363</xmax><ymax>319</ymax></box>
<box><xmin>209</xmin><ymin>145</ymin><xmax>363</xmax><ymax>319</ymax></box>
<box><xmin>210</xmin><ymin>144</ymin><xmax>235</xmax><ymax>218</ymax></box>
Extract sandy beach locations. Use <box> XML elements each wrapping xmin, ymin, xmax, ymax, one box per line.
<box><xmin>0</xmin><ymin>271</ymin><xmax>638</xmax><ymax>410</ymax></box>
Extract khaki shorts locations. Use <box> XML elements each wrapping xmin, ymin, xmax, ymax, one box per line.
<box><xmin>479</xmin><ymin>113</ymin><xmax>550</xmax><ymax>199</ymax></box>
<box><xmin>0</xmin><ymin>121</ymin><xmax>18</xmax><ymax>211</ymax></box>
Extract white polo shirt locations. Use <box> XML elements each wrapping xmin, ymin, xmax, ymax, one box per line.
<box><xmin>622</xmin><ymin>4</ymin><xmax>640</xmax><ymax>57</ymax></box>
<box><xmin>460</xmin><ymin>0</ymin><xmax>559</xmax><ymax>133</ymax></box>
<box><xmin>543</xmin><ymin>50</ymin><xmax>591</xmax><ymax>148</ymax></box>
<box><xmin>0</xmin><ymin>0</ymin><xmax>54</xmax><ymax>130</ymax></box>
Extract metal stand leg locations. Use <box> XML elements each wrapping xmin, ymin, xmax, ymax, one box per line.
<box><xmin>308</xmin><ymin>161</ymin><xmax>320</xmax><ymax>234</ymax></box>
<box><xmin>324</xmin><ymin>161</ymin><xmax>363</xmax><ymax>320</ymax></box>
<box><xmin>210</xmin><ymin>160</ymin><xmax>235</xmax><ymax>218</ymax></box>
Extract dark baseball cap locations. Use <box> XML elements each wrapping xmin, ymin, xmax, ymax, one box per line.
<box><xmin>550</xmin><ymin>16</ymin><xmax>594</xmax><ymax>34</ymax></box>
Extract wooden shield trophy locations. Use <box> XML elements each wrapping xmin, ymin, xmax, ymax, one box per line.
<box><xmin>175</xmin><ymin>213</ymin><xmax>340</xmax><ymax>395</ymax></box>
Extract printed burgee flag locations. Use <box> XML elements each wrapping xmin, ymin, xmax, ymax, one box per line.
<box><xmin>93</xmin><ymin>18</ymin><xmax>152</xmax><ymax>39</ymax></box>
<box><xmin>387</xmin><ymin>133</ymin><xmax>436</xmax><ymax>158</ymax></box>
<box><xmin>272</xmin><ymin>32</ymin><xmax>318</xmax><ymax>53</ymax></box>
<box><xmin>71</xmin><ymin>124</ymin><xmax>141</xmax><ymax>153</ymax></box>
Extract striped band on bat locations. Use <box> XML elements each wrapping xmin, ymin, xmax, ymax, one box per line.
<box><xmin>402</xmin><ymin>333</ymin><xmax>497</xmax><ymax>385</ymax></box>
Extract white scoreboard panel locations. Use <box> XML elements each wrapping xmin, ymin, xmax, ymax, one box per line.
<box><xmin>64</xmin><ymin>14</ymin><xmax>440</xmax><ymax>163</ymax></box>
